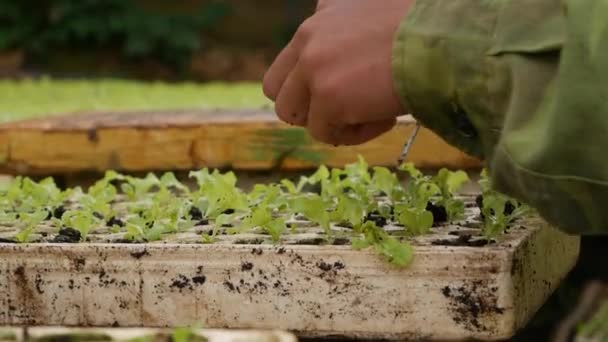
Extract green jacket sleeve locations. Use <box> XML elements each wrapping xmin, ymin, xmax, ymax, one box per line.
<box><xmin>392</xmin><ymin>0</ymin><xmax>608</xmax><ymax>235</ymax></box>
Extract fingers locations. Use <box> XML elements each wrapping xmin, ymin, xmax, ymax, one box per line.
<box><xmin>336</xmin><ymin>119</ymin><xmax>397</xmax><ymax>146</ymax></box>
<box><xmin>263</xmin><ymin>41</ymin><xmax>300</xmax><ymax>101</ymax></box>
<box><xmin>307</xmin><ymin>98</ymin><xmax>396</xmax><ymax>146</ymax></box>
<box><xmin>307</xmin><ymin>97</ymin><xmax>341</xmax><ymax>145</ymax></box>
<box><xmin>275</xmin><ymin>65</ymin><xmax>310</xmax><ymax>126</ymax></box>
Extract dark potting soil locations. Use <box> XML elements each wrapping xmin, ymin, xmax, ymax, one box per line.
<box><xmin>426</xmin><ymin>202</ymin><xmax>448</xmax><ymax>223</ymax></box>
<box><xmin>45</xmin><ymin>205</ymin><xmax>66</xmax><ymax>221</ymax></box>
<box><xmin>431</xmin><ymin>234</ymin><xmax>491</xmax><ymax>247</ymax></box>
<box><xmin>52</xmin><ymin>227</ymin><xmax>82</xmax><ymax>243</ymax></box>
<box><xmin>364</xmin><ymin>211</ymin><xmax>387</xmax><ymax>227</ymax></box>
<box><xmin>188</xmin><ymin>206</ymin><xmax>203</xmax><ymax>220</ymax></box>
<box><xmin>106</xmin><ymin>217</ymin><xmax>125</xmax><ymax>227</ymax></box>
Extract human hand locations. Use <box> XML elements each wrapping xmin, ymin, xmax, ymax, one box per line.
<box><xmin>263</xmin><ymin>0</ymin><xmax>413</xmax><ymax>146</ymax></box>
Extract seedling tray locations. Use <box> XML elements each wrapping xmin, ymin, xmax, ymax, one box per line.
<box><xmin>0</xmin><ymin>197</ymin><xmax>579</xmax><ymax>341</ymax></box>
<box><xmin>0</xmin><ymin>110</ymin><xmax>480</xmax><ymax>175</ymax></box>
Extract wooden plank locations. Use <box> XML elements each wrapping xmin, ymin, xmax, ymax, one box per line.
<box><xmin>0</xmin><ymin>217</ymin><xmax>579</xmax><ymax>340</ymax></box>
<box><xmin>0</xmin><ymin>110</ymin><xmax>481</xmax><ymax>175</ymax></box>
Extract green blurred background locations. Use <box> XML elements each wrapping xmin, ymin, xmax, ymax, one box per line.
<box><xmin>0</xmin><ymin>0</ymin><xmax>314</xmax><ymax>81</ymax></box>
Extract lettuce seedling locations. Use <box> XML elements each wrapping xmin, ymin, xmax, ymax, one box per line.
<box><xmin>396</xmin><ymin>163</ymin><xmax>441</xmax><ymax>234</ymax></box>
<box><xmin>371</xmin><ymin>166</ymin><xmax>403</xmax><ymax>202</ymax></box>
<box><xmin>352</xmin><ymin>221</ymin><xmax>413</xmax><ymax>267</ymax></box>
<box><xmin>9</xmin><ymin>177</ymin><xmax>73</xmax><ymax>214</ymax></box>
<box><xmin>154</xmin><ymin>172</ymin><xmax>190</xmax><ymax>203</ymax></box>
<box><xmin>124</xmin><ymin>216</ymin><xmax>146</xmax><ymax>241</ymax></box>
<box><xmin>431</xmin><ymin>168</ymin><xmax>470</xmax><ymax>221</ymax></box>
<box><xmin>189</xmin><ymin>169</ymin><xmax>248</xmax><ymax>219</ymax></box>
<box><xmin>15</xmin><ymin>210</ymin><xmax>48</xmax><ymax>243</ymax></box>
<box><xmin>248</xmin><ymin>184</ymin><xmax>288</xmax><ymax>211</ymax></box>
<box><xmin>332</xmin><ymin>193</ymin><xmax>367</xmax><ymax>228</ymax></box>
<box><xmin>238</xmin><ymin>207</ymin><xmax>286</xmax><ymax>242</ymax></box>
<box><xmin>121</xmin><ymin>173</ymin><xmax>161</xmax><ymax>201</ymax></box>
<box><xmin>61</xmin><ymin>209</ymin><xmax>100</xmax><ymax>240</ymax></box>
<box><xmin>479</xmin><ymin>169</ymin><xmax>533</xmax><ymax>239</ymax></box>
<box><xmin>280</xmin><ymin>178</ymin><xmax>308</xmax><ymax>195</ymax></box>
<box><xmin>289</xmin><ymin>194</ymin><xmax>332</xmax><ymax>235</ymax></box>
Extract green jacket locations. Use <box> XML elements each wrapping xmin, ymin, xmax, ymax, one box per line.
<box><xmin>392</xmin><ymin>0</ymin><xmax>608</xmax><ymax>235</ymax></box>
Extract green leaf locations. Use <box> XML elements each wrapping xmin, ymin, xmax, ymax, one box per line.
<box><xmin>444</xmin><ymin>198</ymin><xmax>466</xmax><ymax>221</ymax></box>
<box><xmin>352</xmin><ymin>238</ymin><xmax>372</xmax><ymax>250</ymax></box>
<box><xmin>398</xmin><ymin>162</ymin><xmax>423</xmax><ymax>179</ymax></box>
<box><xmin>372</xmin><ymin>166</ymin><xmax>399</xmax><ymax>197</ymax></box>
<box><xmin>280</xmin><ymin>179</ymin><xmax>298</xmax><ymax>195</ymax></box>
<box><xmin>61</xmin><ymin>210</ymin><xmax>99</xmax><ymax>239</ymax></box>
<box><xmin>395</xmin><ymin>206</ymin><xmax>434</xmax><ymax>236</ymax></box>
<box><xmin>160</xmin><ymin>172</ymin><xmax>188</xmax><ymax>192</ymax></box>
<box><xmin>122</xmin><ymin>173</ymin><xmax>160</xmax><ymax>200</ymax></box>
<box><xmin>172</xmin><ymin>327</ymin><xmax>194</xmax><ymax>342</ymax></box>
<box><xmin>307</xmin><ymin>165</ymin><xmax>330</xmax><ymax>184</ymax></box>
<box><xmin>15</xmin><ymin>210</ymin><xmax>48</xmax><ymax>243</ymax></box>
<box><xmin>289</xmin><ymin>194</ymin><xmax>331</xmax><ymax>233</ymax></box>
<box><xmin>355</xmin><ymin>221</ymin><xmax>414</xmax><ymax>267</ymax></box>
<box><xmin>374</xmin><ymin>236</ymin><xmax>414</xmax><ymax>267</ymax></box>
<box><xmin>238</xmin><ymin>207</ymin><xmax>286</xmax><ymax>242</ymax></box>
<box><xmin>433</xmin><ymin>169</ymin><xmax>469</xmax><ymax>195</ymax></box>
<box><xmin>333</xmin><ymin>194</ymin><xmax>365</xmax><ymax>228</ymax></box>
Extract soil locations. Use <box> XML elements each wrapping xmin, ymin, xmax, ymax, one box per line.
<box><xmin>426</xmin><ymin>202</ymin><xmax>448</xmax><ymax>223</ymax></box>
<box><xmin>189</xmin><ymin>206</ymin><xmax>203</xmax><ymax>220</ymax></box>
<box><xmin>45</xmin><ymin>206</ymin><xmax>66</xmax><ymax>221</ymax></box>
<box><xmin>241</xmin><ymin>261</ymin><xmax>254</xmax><ymax>271</ymax></box>
<box><xmin>431</xmin><ymin>234</ymin><xmax>491</xmax><ymax>247</ymax></box>
<box><xmin>106</xmin><ymin>217</ymin><xmax>125</xmax><ymax>227</ymax></box>
<box><xmin>331</xmin><ymin>238</ymin><xmax>350</xmax><ymax>246</ymax></box>
<box><xmin>364</xmin><ymin>211</ymin><xmax>387</xmax><ymax>227</ymax></box>
<box><xmin>441</xmin><ymin>280</ymin><xmax>505</xmax><ymax>332</ymax></box>
<box><xmin>51</xmin><ymin>228</ymin><xmax>82</xmax><ymax>243</ymax></box>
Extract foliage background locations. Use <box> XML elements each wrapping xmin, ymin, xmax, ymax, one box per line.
<box><xmin>0</xmin><ymin>0</ymin><xmax>313</xmax><ymax>81</ymax></box>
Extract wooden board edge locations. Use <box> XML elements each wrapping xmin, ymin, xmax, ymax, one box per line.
<box><xmin>0</xmin><ymin>120</ymin><xmax>482</xmax><ymax>175</ymax></box>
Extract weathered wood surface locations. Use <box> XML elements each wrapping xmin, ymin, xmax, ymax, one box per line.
<box><xmin>0</xmin><ymin>221</ymin><xmax>579</xmax><ymax>341</ymax></box>
<box><xmin>0</xmin><ymin>110</ymin><xmax>481</xmax><ymax>175</ymax></box>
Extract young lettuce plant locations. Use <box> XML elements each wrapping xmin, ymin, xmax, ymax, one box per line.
<box><xmin>248</xmin><ymin>184</ymin><xmax>288</xmax><ymax>211</ymax></box>
<box><xmin>479</xmin><ymin>169</ymin><xmax>533</xmax><ymax>239</ymax></box>
<box><xmin>155</xmin><ymin>172</ymin><xmax>190</xmax><ymax>204</ymax></box>
<box><xmin>395</xmin><ymin>163</ymin><xmax>440</xmax><ymax>235</ymax></box>
<box><xmin>431</xmin><ymin>168</ymin><xmax>470</xmax><ymax>221</ymax></box>
<box><xmin>352</xmin><ymin>221</ymin><xmax>414</xmax><ymax>267</ymax></box>
<box><xmin>121</xmin><ymin>173</ymin><xmax>160</xmax><ymax>201</ymax></box>
<box><xmin>60</xmin><ymin>209</ymin><xmax>100</xmax><ymax>241</ymax></box>
<box><xmin>237</xmin><ymin>207</ymin><xmax>286</xmax><ymax>242</ymax></box>
<box><xmin>371</xmin><ymin>166</ymin><xmax>404</xmax><ymax>203</ymax></box>
<box><xmin>15</xmin><ymin>210</ymin><xmax>48</xmax><ymax>243</ymax></box>
<box><xmin>289</xmin><ymin>194</ymin><xmax>333</xmax><ymax>236</ymax></box>
<box><xmin>10</xmin><ymin>177</ymin><xmax>73</xmax><ymax>215</ymax></box>
<box><xmin>189</xmin><ymin>169</ymin><xmax>248</xmax><ymax>219</ymax></box>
